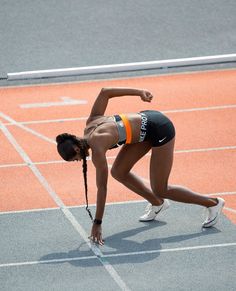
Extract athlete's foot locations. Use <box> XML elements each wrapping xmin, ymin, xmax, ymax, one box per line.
<box><xmin>202</xmin><ymin>197</ymin><xmax>225</xmax><ymax>228</ymax></box>
<box><xmin>139</xmin><ymin>199</ymin><xmax>170</xmax><ymax>222</ymax></box>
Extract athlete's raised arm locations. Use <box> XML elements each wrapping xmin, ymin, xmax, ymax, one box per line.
<box><xmin>88</xmin><ymin>87</ymin><xmax>153</xmax><ymax>118</ymax></box>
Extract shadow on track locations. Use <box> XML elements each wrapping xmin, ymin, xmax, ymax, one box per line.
<box><xmin>40</xmin><ymin>221</ymin><xmax>221</xmax><ymax>267</ymax></box>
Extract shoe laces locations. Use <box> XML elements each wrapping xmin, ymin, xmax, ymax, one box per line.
<box><xmin>145</xmin><ymin>203</ymin><xmax>152</xmax><ymax>212</ymax></box>
<box><xmin>202</xmin><ymin>207</ymin><xmax>210</xmax><ymax>220</ymax></box>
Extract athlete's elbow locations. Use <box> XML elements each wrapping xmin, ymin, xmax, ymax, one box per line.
<box><xmin>100</xmin><ymin>87</ymin><xmax>113</xmax><ymax>99</ymax></box>
<box><xmin>100</xmin><ymin>87</ymin><xmax>109</xmax><ymax>96</ymax></box>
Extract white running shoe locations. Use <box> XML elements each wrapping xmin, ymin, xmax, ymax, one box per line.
<box><xmin>139</xmin><ymin>199</ymin><xmax>170</xmax><ymax>222</ymax></box>
<box><xmin>202</xmin><ymin>197</ymin><xmax>225</xmax><ymax>228</ymax></box>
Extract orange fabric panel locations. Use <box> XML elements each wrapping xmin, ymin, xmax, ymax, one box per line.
<box><xmin>119</xmin><ymin>114</ymin><xmax>132</xmax><ymax>144</ymax></box>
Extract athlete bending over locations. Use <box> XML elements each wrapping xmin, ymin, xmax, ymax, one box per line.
<box><xmin>56</xmin><ymin>87</ymin><xmax>225</xmax><ymax>245</ymax></box>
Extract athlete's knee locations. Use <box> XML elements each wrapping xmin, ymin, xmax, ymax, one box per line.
<box><xmin>110</xmin><ymin>166</ymin><xmax>126</xmax><ymax>182</ymax></box>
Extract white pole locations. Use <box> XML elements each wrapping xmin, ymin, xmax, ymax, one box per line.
<box><xmin>7</xmin><ymin>54</ymin><xmax>236</xmax><ymax>80</ymax></box>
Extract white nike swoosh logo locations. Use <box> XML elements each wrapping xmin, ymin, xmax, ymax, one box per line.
<box><xmin>159</xmin><ymin>137</ymin><xmax>167</xmax><ymax>143</ymax></box>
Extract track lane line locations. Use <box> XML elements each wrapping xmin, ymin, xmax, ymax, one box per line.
<box><xmin>1</xmin><ymin>242</ymin><xmax>236</xmax><ymax>269</ymax></box>
<box><xmin>2</xmin><ymin>104</ymin><xmax>236</xmax><ymax>126</ymax></box>
<box><xmin>224</xmin><ymin>207</ymin><xmax>236</xmax><ymax>214</ymax></box>
<box><xmin>0</xmin><ymin>144</ymin><xmax>236</xmax><ymax>169</ymax></box>
<box><xmin>0</xmin><ymin>194</ymin><xmax>236</xmax><ymax>216</ymax></box>
<box><xmin>0</xmin><ymin>112</ymin><xmax>56</xmax><ymax>144</ymax></box>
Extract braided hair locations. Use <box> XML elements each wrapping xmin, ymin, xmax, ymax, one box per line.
<box><xmin>56</xmin><ymin>133</ymin><xmax>93</xmax><ymax>221</ymax></box>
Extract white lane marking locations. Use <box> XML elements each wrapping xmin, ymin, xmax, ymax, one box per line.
<box><xmin>0</xmin><ymin>200</ymin><xmax>147</xmax><ymax>216</ymax></box>
<box><xmin>1</xmin><ymin>192</ymin><xmax>236</xmax><ymax>216</ymax></box>
<box><xmin>20</xmin><ymin>96</ymin><xmax>87</xmax><ymax>108</ymax></box>
<box><xmin>224</xmin><ymin>207</ymin><xmax>236</xmax><ymax>214</ymax></box>
<box><xmin>0</xmin><ymin>207</ymin><xmax>60</xmax><ymax>215</ymax></box>
<box><xmin>1</xmin><ymin>242</ymin><xmax>236</xmax><ymax>269</ymax></box>
<box><xmin>104</xmin><ymin>242</ymin><xmax>236</xmax><ymax>258</ymax></box>
<box><xmin>0</xmin><ymin>121</ymin><xmax>131</xmax><ymax>291</ymax></box>
<box><xmin>0</xmin><ymin>255</ymin><xmax>97</xmax><ymax>268</ymax></box>
<box><xmin>175</xmin><ymin>145</ymin><xmax>236</xmax><ymax>154</ymax></box>
<box><xmin>208</xmin><ymin>192</ymin><xmax>236</xmax><ymax>197</ymax></box>
<box><xmin>3</xmin><ymin>104</ymin><xmax>236</xmax><ymax>126</ymax></box>
<box><xmin>0</xmin><ymin>160</ymin><xmax>65</xmax><ymax>168</ymax></box>
<box><xmin>5</xmin><ymin>116</ymin><xmax>88</xmax><ymax>125</ymax></box>
<box><xmin>0</xmin><ymin>144</ymin><xmax>236</xmax><ymax>169</ymax></box>
<box><xmin>163</xmin><ymin>104</ymin><xmax>236</xmax><ymax>114</ymax></box>
<box><xmin>0</xmin><ymin>112</ymin><xmax>56</xmax><ymax>144</ymax></box>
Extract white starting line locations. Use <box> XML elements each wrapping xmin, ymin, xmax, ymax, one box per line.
<box><xmin>0</xmin><ymin>242</ymin><xmax>236</xmax><ymax>269</ymax></box>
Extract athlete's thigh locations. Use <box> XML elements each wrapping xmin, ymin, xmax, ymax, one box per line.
<box><xmin>150</xmin><ymin>138</ymin><xmax>175</xmax><ymax>193</ymax></box>
<box><xmin>112</xmin><ymin>141</ymin><xmax>152</xmax><ymax>173</ymax></box>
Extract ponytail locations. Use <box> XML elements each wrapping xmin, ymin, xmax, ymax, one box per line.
<box><xmin>81</xmin><ymin>152</ymin><xmax>93</xmax><ymax>222</ymax></box>
<box><xmin>56</xmin><ymin>133</ymin><xmax>93</xmax><ymax>221</ymax></box>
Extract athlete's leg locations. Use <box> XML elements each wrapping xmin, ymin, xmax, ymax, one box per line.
<box><xmin>150</xmin><ymin>138</ymin><xmax>217</xmax><ymax>207</ymax></box>
<box><xmin>111</xmin><ymin>141</ymin><xmax>163</xmax><ymax>205</ymax></box>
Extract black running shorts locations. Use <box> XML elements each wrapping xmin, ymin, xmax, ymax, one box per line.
<box><xmin>140</xmin><ymin>110</ymin><xmax>175</xmax><ymax>147</ymax></box>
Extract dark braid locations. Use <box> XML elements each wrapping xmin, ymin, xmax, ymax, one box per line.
<box><xmin>56</xmin><ymin>133</ymin><xmax>93</xmax><ymax>221</ymax></box>
<box><xmin>81</xmin><ymin>153</ymin><xmax>93</xmax><ymax>221</ymax></box>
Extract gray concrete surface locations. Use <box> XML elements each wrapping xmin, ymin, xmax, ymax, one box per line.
<box><xmin>1</xmin><ymin>202</ymin><xmax>235</xmax><ymax>290</ymax></box>
<box><xmin>0</xmin><ymin>0</ymin><xmax>235</xmax><ymax>76</ymax></box>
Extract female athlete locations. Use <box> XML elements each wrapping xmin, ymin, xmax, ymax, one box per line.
<box><xmin>56</xmin><ymin>87</ymin><xmax>225</xmax><ymax>245</ymax></box>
